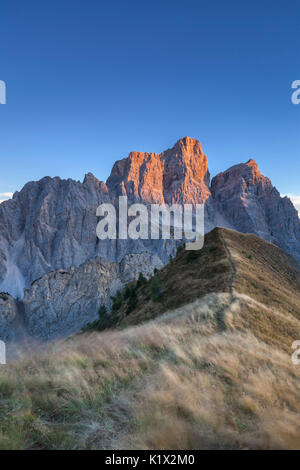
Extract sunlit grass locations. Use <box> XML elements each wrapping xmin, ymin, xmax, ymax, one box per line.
<box><xmin>1</xmin><ymin>291</ymin><xmax>300</xmax><ymax>449</ymax></box>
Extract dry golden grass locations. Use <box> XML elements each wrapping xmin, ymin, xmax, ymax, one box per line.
<box><xmin>1</xmin><ymin>292</ymin><xmax>300</xmax><ymax>449</ymax></box>
<box><xmin>122</xmin><ymin>294</ymin><xmax>300</xmax><ymax>450</ymax></box>
<box><xmin>222</xmin><ymin>229</ymin><xmax>300</xmax><ymax>320</ymax></box>
<box><xmin>1</xmin><ymin>228</ymin><xmax>300</xmax><ymax>449</ymax></box>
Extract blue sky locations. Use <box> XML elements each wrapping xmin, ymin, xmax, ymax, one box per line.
<box><xmin>0</xmin><ymin>0</ymin><xmax>299</xmax><ymax>209</ymax></box>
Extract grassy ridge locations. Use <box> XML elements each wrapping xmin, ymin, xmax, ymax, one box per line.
<box><xmin>1</xmin><ymin>228</ymin><xmax>300</xmax><ymax>449</ymax></box>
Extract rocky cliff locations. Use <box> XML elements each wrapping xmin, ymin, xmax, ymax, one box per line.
<box><xmin>211</xmin><ymin>159</ymin><xmax>300</xmax><ymax>259</ymax></box>
<box><xmin>23</xmin><ymin>252</ymin><xmax>163</xmax><ymax>340</ymax></box>
<box><xmin>107</xmin><ymin>136</ymin><xmax>211</xmax><ymax>205</ymax></box>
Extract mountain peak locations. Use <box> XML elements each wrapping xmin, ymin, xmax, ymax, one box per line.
<box><xmin>172</xmin><ymin>136</ymin><xmax>204</xmax><ymax>155</ymax></box>
<box><xmin>83</xmin><ymin>172</ymin><xmax>98</xmax><ymax>184</ymax></box>
<box><xmin>106</xmin><ymin>137</ymin><xmax>210</xmax><ymax>204</ymax></box>
<box><xmin>176</xmin><ymin>135</ymin><xmax>200</xmax><ymax>144</ymax></box>
<box><xmin>246</xmin><ymin>158</ymin><xmax>259</xmax><ymax>170</ymax></box>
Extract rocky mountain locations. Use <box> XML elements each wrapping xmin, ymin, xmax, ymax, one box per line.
<box><xmin>107</xmin><ymin>137</ymin><xmax>211</xmax><ymax>205</ymax></box>
<box><xmin>0</xmin><ymin>136</ymin><xmax>299</xmax><ymax>342</ymax></box>
<box><xmin>211</xmin><ymin>158</ymin><xmax>300</xmax><ymax>258</ymax></box>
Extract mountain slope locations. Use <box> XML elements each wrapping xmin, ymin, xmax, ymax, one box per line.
<box><xmin>1</xmin><ymin>228</ymin><xmax>300</xmax><ymax>449</ymax></box>
<box><xmin>101</xmin><ymin>228</ymin><xmax>300</xmax><ymax>339</ymax></box>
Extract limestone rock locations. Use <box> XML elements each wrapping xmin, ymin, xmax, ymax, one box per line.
<box><xmin>211</xmin><ymin>159</ymin><xmax>300</xmax><ymax>262</ymax></box>
<box><xmin>107</xmin><ymin>136</ymin><xmax>211</xmax><ymax>205</ymax></box>
<box><xmin>23</xmin><ymin>252</ymin><xmax>163</xmax><ymax>340</ymax></box>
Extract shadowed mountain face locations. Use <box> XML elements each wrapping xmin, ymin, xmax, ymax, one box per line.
<box><xmin>0</xmin><ymin>137</ymin><xmax>299</xmax><ymax>341</ymax></box>
<box><xmin>211</xmin><ymin>159</ymin><xmax>300</xmax><ymax>257</ymax></box>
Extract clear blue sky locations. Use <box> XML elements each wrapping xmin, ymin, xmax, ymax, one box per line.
<box><xmin>0</xmin><ymin>0</ymin><xmax>299</xmax><ymax>204</ymax></box>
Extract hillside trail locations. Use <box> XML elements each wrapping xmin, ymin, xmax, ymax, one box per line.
<box><xmin>215</xmin><ymin>229</ymin><xmax>238</xmax><ymax>332</ymax></box>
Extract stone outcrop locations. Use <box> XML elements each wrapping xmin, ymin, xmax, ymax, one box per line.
<box><xmin>211</xmin><ymin>159</ymin><xmax>300</xmax><ymax>262</ymax></box>
<box><xmin>23</xmin><ymin>252</ymin><xmax>163</xmax><ymax>340</ymax></box>
<box><xmin>0</xmin><ymin>175</ymin><xmax>111</xmax><ymax>296</ymax></box>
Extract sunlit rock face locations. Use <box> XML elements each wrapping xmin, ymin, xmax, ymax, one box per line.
<box><xmin>107</xmin><ymin>137</ymin><xmax>211</xmax><ymax>205</ymax></box>
<box><xmin>106</xmin><ymin>136</ymin><xmax>216</xmax><ymax>233</ymax></box>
